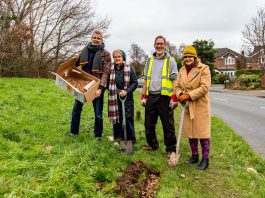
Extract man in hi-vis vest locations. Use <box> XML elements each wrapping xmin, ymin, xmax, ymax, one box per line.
<box><xmin>141</xmin><ymin>35</ymin><xmax>178</xmax><ymax>165</ymax></box>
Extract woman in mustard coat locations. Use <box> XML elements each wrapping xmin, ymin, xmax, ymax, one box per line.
<box><xmin>175</xmin><ymin>45</ymin><xmax>211</xmax><ymax>170</ymax></box>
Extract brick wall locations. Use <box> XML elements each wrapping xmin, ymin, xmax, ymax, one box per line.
<box><xmin>214</xmin><ymin>58</ymin><xmax>224</xmax><ymax>67</ymax></box>
<box><xmin>214</xmin><ymin>55</ymin><xmax>238</xmax><ymax>69</ymax></box>
<box><xmin>248</xmin><ymin>50</ymin><xmax>264</xmax><ymax>69</ymax></box>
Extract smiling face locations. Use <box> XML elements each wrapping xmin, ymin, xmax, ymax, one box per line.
<box><xmin>113</xmin><ymin>51</ymin><xmax>123</xmax><ymax>65</ymax></box>
<box><xmin>183</xmin><ymin>56</ymin><xmax>196</xmax><ymax>66</ymax></box>
<box><xmin>91</xmin><ymin>32</ymin><xmax>103</xmax><ymax>45</ymax></box>
<box><xmin>154</xmin><ymin>37</ymin><xmax>166</xmax><ymax>57</ymax></box>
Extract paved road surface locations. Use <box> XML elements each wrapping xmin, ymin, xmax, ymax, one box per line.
<box><xmin>210</xmin><ymin>91</ymin><xmax>265</xmax><ymax>158</ymax></box>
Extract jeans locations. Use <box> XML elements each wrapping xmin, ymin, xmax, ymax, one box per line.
<box><xmin>70</xmin><ymin>94</ymin><xmax>104</xmax><ymax>137</ymax></box>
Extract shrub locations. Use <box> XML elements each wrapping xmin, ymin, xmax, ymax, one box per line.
<box><xmin>212</xmin><ymin>73</ymin><xmax>229</xmax><ymax>84</ymax></box>
<box><xmin>212</xmin><ymin>74</ymin><xmax>220</xmax><ymax>84</ymax></box>
<box><xmin>238</xmin><ymin>74</ymin><xmax>261</xmax><ymax>89</ymax></box>
<box><xmin>235</xmin><ymin>69</ymin><xmax>261</xmax><ymax>77</ymax></box>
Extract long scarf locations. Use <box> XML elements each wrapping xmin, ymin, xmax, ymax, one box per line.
<box><xmin>108</xmin><ymin>64</ymin><xmax>131</xmax><ymax>124</ymax></box>
<box><xmin>79</xmin><ymin>42</ymin><xmax>105</xmax><ymax>73</ymax></box>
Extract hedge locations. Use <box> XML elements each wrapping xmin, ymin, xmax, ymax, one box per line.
<box><xmin>235</xmin><ymin>69</ymin><xmax>261</xmax><ymax>77</ymax></box>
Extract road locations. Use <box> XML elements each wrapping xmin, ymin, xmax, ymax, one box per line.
<box><xmin>210</xmin><ymin>91</ymin><xmax>265</xmax><ymax>158</ymax></box>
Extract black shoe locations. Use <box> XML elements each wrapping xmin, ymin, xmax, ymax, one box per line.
<box><xmin>197</xmin><ymin>158</ymin><xmax>209</xmax><ymax>170</ymax></box>
<box><xmin>186</xmin><ymin>154</ymin><xmax>199</xmax><ymax>164</ymax></box>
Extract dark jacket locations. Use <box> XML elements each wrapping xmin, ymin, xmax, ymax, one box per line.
<box><xmin>115</xmin><ymin>64</ymin><xmax>138</xmax><ymax>118</ymax></box>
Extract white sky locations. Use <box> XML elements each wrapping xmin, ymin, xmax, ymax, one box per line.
<box><xmin>92</xmin><ymin>0</ymin><xmax>264</xmax><ymax>57</ymax></box>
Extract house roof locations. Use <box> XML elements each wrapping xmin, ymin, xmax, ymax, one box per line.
<box><xmin>215</xmin><ymin>67</ymin><xmax>237</xmax><ymax>71</ymax></box>
<box><xmin>249</xmin><ymin>46</ymin><xmax>265</xmax><ymax>57</ymax></box>
<box><xmin>215</xmin><ymin>48</ymin><xmax>241</xmax><ymax>58</ymax></box>
<box><xmin>253</xmin><ymin>46</ymin><xmax>263</xmax><ymax>54</ymax></box>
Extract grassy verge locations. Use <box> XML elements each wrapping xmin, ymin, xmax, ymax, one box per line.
<box><xmin>0</xmin><ymin>78</ymin><xmax>265</xmax><ymax>197</ymax></box>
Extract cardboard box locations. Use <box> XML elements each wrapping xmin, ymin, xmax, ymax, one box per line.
<box><xmin>51</xmin><ymin>58</ymin><xmax>100</xmax><ymax>103</ymax></box>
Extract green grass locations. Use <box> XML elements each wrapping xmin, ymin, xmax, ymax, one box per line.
<box><xmin>0</xmin><ymin>77</ymin><xmax>265</xmax><ymax>197</ymax></box>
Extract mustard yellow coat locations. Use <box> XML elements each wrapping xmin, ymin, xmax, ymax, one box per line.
<box><xmin>175</xmin><ymin>61</ymin><xmax>211</xmax><ymax>138</ymax></box>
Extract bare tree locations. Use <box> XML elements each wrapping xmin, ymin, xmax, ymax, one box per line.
<box><xmin>242</xmin><ymin>6</ymin><xmax>265</xmax><ymax>53</ymax></box>
<box><xmin>242</xmin><ymin>6</ymin><xmax>265</xmax><ymax>70</ymax></box>
<box><xmin>166</xmin><ymin>41</ymin><xmax>178</xmax><ymax>59</ymax></box>
<box><xmin>0</xmin><ymin>0</ymin><xmax>31</xmax><ymax>76</ymax></box>
<box><xmin>0</xmin><ymin>0</ymin><xmax>110</xmax><ymax>77</ymax></box>
<box><xmin>242</xmin><ymin>6</ymin><xmax>265</xmax><ymax>87</ymax></box>
<box><xmin>129</xmin><ymin>43</ymin><xmax>147</xmax><ymax>77</ymax></box>
<box><xmin>176</xmin><ymin>43</ymin><xmax>186</xmax><ymax>59</ymax></box>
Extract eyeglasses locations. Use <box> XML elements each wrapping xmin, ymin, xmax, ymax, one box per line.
<box><xmin>155</xmin><ymin>43</ymin><xmax>165</xmax><ymax>46</ymax></box>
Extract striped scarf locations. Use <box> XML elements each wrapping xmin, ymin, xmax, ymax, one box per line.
<box><xmin>108</xmin><ymin>64</ymin><xmax>131</xmax><ymax>124</ymax></box>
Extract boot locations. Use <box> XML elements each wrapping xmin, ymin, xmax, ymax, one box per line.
<box><xmin>186</xmin><ymin>154</ymin><xmax>199</xmax><ymax>164</ymax></box>
<box><xmin>197</xmin><ymin>158</ymin><xmax>209</xmax><ymax>170</ymax></box>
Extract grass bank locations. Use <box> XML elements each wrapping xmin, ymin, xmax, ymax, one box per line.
<box><xmin>0</xmin><ymin>78</ymin><xmax>265</xmax><ymax>197</ymax></box>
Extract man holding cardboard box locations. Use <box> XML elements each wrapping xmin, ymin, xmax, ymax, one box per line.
<box><xmin>70</xmin><ymin>30</ymin><xmax>111</xmax><ymax>140</ymax></box>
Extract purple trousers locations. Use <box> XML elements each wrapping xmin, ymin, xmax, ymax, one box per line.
<box><xmin>189</xmin><ymin>138</ymin><xmax>210</xmax><ymax>159</ymax></box>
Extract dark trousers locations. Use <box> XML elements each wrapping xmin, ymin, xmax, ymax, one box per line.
<box><xmin>144</xmin><ymin>94</ymin><xmax>176</xmax><ymax>152</ymax></box>
<box><xmin>113</xmin><ymin>117</ymin><xmax>136</xmax><ymax>144</ymax></box>
<box><xmin>70</xmin><ymin>94</ymin><xmax>104</xmax><ymax>137</ymax></box>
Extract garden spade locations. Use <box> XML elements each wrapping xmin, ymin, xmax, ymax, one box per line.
<box><xmin>168</xmin><ymin>101</ymin><xmax>189</xmax><ymax>167</ymax></box>
<box><xmin>119</xmin><ymin>95</ymin><xmax>133</xmax><ymax>155</ymax></box>
<box><xmin>175</xmin><ymin>101</ymin><xmax>189</xmax><ymax>164</ymax></box>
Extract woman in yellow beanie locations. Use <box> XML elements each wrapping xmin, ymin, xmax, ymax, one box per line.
<box><xmin>175</xmin><ymin>45</ymin><xmax>211</xmax><ymax>170</ymax></box>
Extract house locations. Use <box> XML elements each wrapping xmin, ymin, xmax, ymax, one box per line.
<box><xmin>246</xmin><ymin>46</ymin><xmax>265</xmax><ymax>88</ymax></box>
<box><xmin>214</xmin><ymin>48</ymin><xmax>243</xmax><ymax>76</ymax></box>
<box><xmin>213</xmin><ymin>47</ymin><xmax>265</xmax><ymax>88</ymax></box>
<box><xmin>247</xmin><ymin>46</ymin><xmax>265</xmax><ymax>69</ymax></box>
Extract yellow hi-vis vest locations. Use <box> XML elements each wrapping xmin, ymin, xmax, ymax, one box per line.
<box><xmin>146</xmin><ymin>56</ymin><xmax>173</xmax><ymax>96</ymax></box>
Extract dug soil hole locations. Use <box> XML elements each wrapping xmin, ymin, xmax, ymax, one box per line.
<box><xmin>114</xmin><ymin>160</ymin><xmax>160</xmax><ymax>198</ymax></box>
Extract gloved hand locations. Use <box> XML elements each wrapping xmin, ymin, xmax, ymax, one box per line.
<box><xmin>169</xmin><ymin>94</ymin><xmax>178</xmax><ymax>110</ymax></box>
<box><xmin>178</xmin><ymin>94</ymin><xmax>190</xmax><ymax>103</ymax></box>
<box><xmin>141</xmin><ymin>93</ymin><xmax>147</xmax><ymax>107</ymax></box>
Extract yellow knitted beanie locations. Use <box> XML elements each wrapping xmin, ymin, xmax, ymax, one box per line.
<box><xmin>183</xmin><ymin>45</ymin><xmax>197</xmax><ymax>58</ymax></box>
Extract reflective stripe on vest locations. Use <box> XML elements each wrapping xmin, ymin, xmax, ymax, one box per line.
<box><xmin>146</xmin><ymin>57</ymin><xmax>173</xmax><ymax>96</ymax></box>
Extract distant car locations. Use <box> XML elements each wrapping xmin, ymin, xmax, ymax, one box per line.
<box><xmin>137</xmin><ymin>76</ymin><xmax>145</xmax><ymax>88</ymax></box>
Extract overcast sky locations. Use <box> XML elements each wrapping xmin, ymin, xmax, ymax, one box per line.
<box><xmin>92</xmin><ymin>0</ymin><xmax>264</xmax><ymax>58</ymax></box>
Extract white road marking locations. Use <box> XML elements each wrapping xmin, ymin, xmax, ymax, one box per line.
<box><xmin>260</xmin><ymin>107</ymin><xmax>265</xmax><ymax>109</ymax></box>
<box><xmin>214</xmin><ymin>97</ymin><xmax>228</xmax><ymax>102</ymax></box>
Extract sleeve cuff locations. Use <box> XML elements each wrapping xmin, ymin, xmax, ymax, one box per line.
<box><xmin>126</xmin><ymin>88</ymin><xmax>132</xmax><ymax>94</ymax></box>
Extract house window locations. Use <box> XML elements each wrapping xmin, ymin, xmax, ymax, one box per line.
<box><xmin>225</xmin><ymin>56</ymin><xmax>235</xmax><ymax>65</ymax></box>
<box><xmin>261</xmin><ymin>56</ymin><xmax>265</xmax><ymax>63</ymax></box>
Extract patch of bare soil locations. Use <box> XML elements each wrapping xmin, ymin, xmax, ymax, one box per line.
<box><xmin>114</xmin><ymin>160</ymin><xmax>160</xmax><ymax>198</ymax></box>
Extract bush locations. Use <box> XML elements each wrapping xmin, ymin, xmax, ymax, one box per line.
<box><xmin>235</xmin><ymin>69</ymin><xmax>261</xmax><ymax>77</ymax></box>
<box><xmin>248</xmin><ymin>82</ymin><xmax>260</xmax><ymax>89</ymax></box>
<box><xmin>238</xmin><ymin>74</ymin><xmax>261</xmax><ymax>89</ymax></box>
<box><xmin>212</xmin><ymin>73</ymin><xmax>229</xmax><ymax>84</ymax></box>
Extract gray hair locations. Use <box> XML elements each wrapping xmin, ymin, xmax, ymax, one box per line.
<box><xmin>154</xmin><ymin>35</ymin><xmax>166</xmax><ymax>44</ymax></box>
<box><xmin>92</xmin><ymin>30</ymin><xmax>103</xmax><ymax>40</ymax></box>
